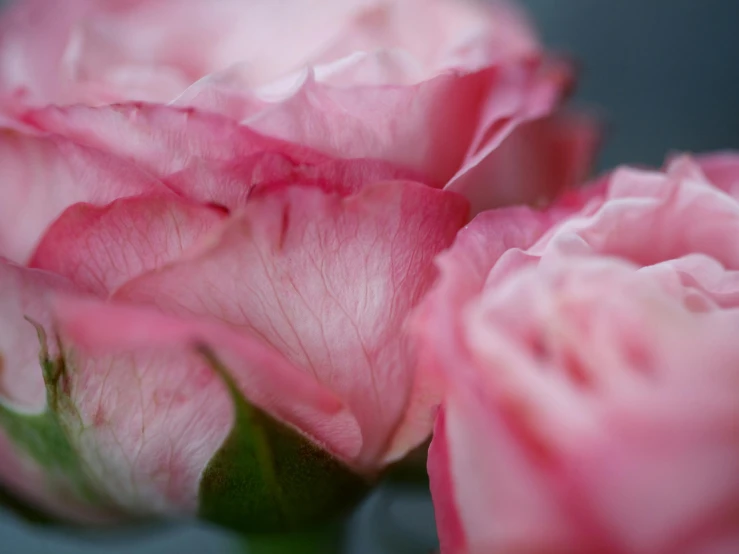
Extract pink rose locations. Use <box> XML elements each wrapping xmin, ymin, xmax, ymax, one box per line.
<box><xmin>0</xmin><ymin>0</ymin><xmax>599</xmax><ymax>532</ymax></box>
<box><xmin>415</xmin><ymin>154</ymin><xmax>739</xmax><ymax>553</ymax></box>
<box><xmin>0</xmin><ymin>120</ymin><xmax>469</xmax><ymax>528</ymax></box>
<box><xmin>0</xmin><ymin>0</ymin><xmax>598</xmax><ymax>212</ymax></box>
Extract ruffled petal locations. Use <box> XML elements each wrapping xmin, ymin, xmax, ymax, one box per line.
<box><xmin>0</xmin><ymin>129</ymin><xmax>168</xmax><ymax>263</ymax></box>
<box><xmin>0</xmin><ymin>259</ymin><xmax>120</xmax><ymax>522</ymax></box>
<box><xmin>397</xmin><ymin>206</ymin><xmax>560</xmax><ymax>462</ymax></box>
<box><xmin>51</xmin><ymin>294</ymin><xmax>360</xmax><ymax>514</ymax></box>
<box><xmin>22</xmin><ymin>103</ymin><xmax>329</xmax><ymax>177</ymax></box>
<box><xmin>29</xmin><ymin>195</ymin><xmax>226</xmax><ymax>296</ymax></box>
<box><xmin>112</xmin><ymin>180</ymin><xmax>468</xmax><ymax>463</ymax></box>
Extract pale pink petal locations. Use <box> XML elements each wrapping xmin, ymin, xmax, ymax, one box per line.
<box><xmin>113</xmin><ymin>181</ymin><xmax>468</xmax><ymax>464</ymax></box>
<box><xmin>242</xmin><ymin>58</ymin><xmax>577</xmax><ymax>200</ymax></box>
<box><xmin>427</xmin><ymin>409</ymin><xmax>467</xmax><ymax>554</ymax></box>
<box><xmin>454</xmin><ymin>111</ymin><xmax>601</xmax><ymax>213</ymax></box>
<box><xmin>170</xmin><ymin>63</ymin><xmax>270</xmax><ymax>122</ymax></box>
<box><xmin>243</xmin><ymin>69</ymin><xmax>492</xmax><ymax>186</ymax></box>
<box><xmin>569</xmin><ymin>402</ymin><xmax>739</xmax><ymax>553</ymax></box>
<box><xmin>0</xmin><ymin>129</ymin><xmax>167</xmax><ymax>263</ymax></box>
<box><xmin>4</xmin><ymin>0</ymin><xmax>579</xmax><ymax>211</ymax></box>
<box><xmin>24</xmin><ymin>102</ymin><xmax>418</xmax><ymax>212</ymax></box>
<box><xmin>165</xmin><ymin>154</ymin><xmax>422</xmax><ymax>211</ymax></box>
<box><xmin>693</xmin><ymin>151</ymin><xmax>739</xmax><ymax>198</ymax></box>
<box><xmin>0</xmin><ymin>428</ymin><xmax>119</xmax><ymax>524</ymax></box>
<box><xmin>528</xmin><ymin>164</ymin><xmax>739</xmax><ymax>278</ymax></box>
<box><xmin>52</xmin><ymin>295</ymin><xmax>360</xmax><ymax>515</ymax></box>
<box><xmin>1</xmin><ymin>0</ymin><xmax>539</xmax><ymax>110</ymax></box>
<box><xmin>641</xmin><ymin>254</ymin><xmax>739</xmax><ymax>310</ymax></box>
<box><xmin>170</xmin><ymin>51</ymin><xmax>429</xmax><ymax>121</ymax></box>
<box><xmin>0</xmin><ymin>0</ymin><xmax>91</xmax><ymax>105</ymax></box>
<box><xmin>65</xmin><ymin>0</ymin><xmax>537</xmax><ymax>107</ymax></box>
<box><xmin>172</xmin><ymin>0</ymin><xmax>540</xmax><ymax>115</ymax></box>
<box><xmin>393</xmin><ymin>207</ymin><xmax>561</xmax><ymax>463</ymax></box>
<box><xmin>435</xmin><ymin>383</ymin><xmax>586</xmax><ymax>553</ymax></box>
<box><xmin>446</xmin><ymin>59</ymin><xmax>577</xmax><ymax>209</ymax></box>
<box><xmin>309</xmin><ymin>0</ymin><xmax>539</xmax><ymax>76</ymax></box>
<box><xmin>0</xmin><ymin>259</ymin><xmax>120</xmax><ymax>521</ymax></box>
<box><xmin>61</xmin><ymin>0</ymin><xmax>380</xmax><ymax>97</ymax></box>
<box><xmin>562</xmin><ymin>263</ymin><xmax>739</xmax><ymax>553</ymax></box>
<box><xmin>471</xmin><ymin>158</ymin><xmax>739</xmax><ymax>297</ymax></box>
<box><xmin>1</xmin><ymin>0</ymin><xmax>382</xmax><ymax>107</ymax></box>
<box><xmin>312</xmin><ymin>51</ymin><xmax>427</xmax><ymax>87</ymax></box>
<box><xmin>29</xmin><ymin>195</ymin><xmax>226</xmax><ymax>296</ymax></box>
<box><xmin>62</xmin><ymin>64</ymin><xmax>194</xmax><ymax>106</ymax></box>
<box><xmin>663</xmin><ymin>154</ymin><xmax>710</xmax><ymax>183</ymax></box>
<box><xmin>22</xmin><ymin>103</ymin><xmax>329</xmax><ymax>179</ymax></box>
<box><xmin>417</xmin><ymin>228</ymin><xmax>617</xmax><ymax>554</ymax></box>
<box><xmin>0</xmin><ymin>259</ymin><xmax>72</xmax><ymax>411</ymax></box>
<box><xmin>436</xmin><ymin>253</ymin><xmax>739</xmax><ymax>553</ymax></box>
<box><xmin>163</xmin><ymin>1</ymin><xmax>563</xmax><ymax>201</ymax></box>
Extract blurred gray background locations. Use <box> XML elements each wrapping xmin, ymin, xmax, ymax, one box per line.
<box><xmin>2</xmin><ymin>0</ymin><xmax>739</xmax><ymax>552</ymax></box>
<box><xmin>524</xmin><ymin>0</ymin><xmax>739</xmax><ymax>171</ymax></box>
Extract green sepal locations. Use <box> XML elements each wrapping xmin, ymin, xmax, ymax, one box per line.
<box><xmin>196</xmin><ymin>346</ymin><xmax>370</xmax><ymax>534</ymax></box>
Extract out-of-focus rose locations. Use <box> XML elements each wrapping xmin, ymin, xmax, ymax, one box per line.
<box><xmin>0</xmin><ymin>0</ymin><xmax>598</xmax><ymax>212</ymax></box>
<box><xmin>0</xmin><ymin>116</ymin><xmax>471</xmax><ymax>529</ymax></box>
<box><xmin>415</xmin><ymin>154</ymin><xmax>739</xmax><ymax>553</ymax></box>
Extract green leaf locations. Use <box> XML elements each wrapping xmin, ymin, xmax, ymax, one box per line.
<box><xmin>197</xmin><ymin>346</ymin><xmax>369</xmax><ymax>534</ymax></box>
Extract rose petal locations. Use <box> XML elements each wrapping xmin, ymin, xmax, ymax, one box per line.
<box><xmin>0</xmin><ymin>129</ymin><xmax>167</xmax><ymax>263</ymax></box>
<box><xmin>527</xmin><ymin>162</ymin><xmax>739</xmax><ymax>281</ymax></box>
<box><xmin>242</xmin><ymin>68</ymin><xmax>492</xmax><ymax>186</ymax></box>
<box><xmin>427</xmin><ymin>409</ymin><xmax>467</xmax><ymax>554</ymax></box>
<box><xmin>0</xmin><ymin>426</ymin><xmax>117</xmax><ymax>523</ymax></box>
<box><xmin>29</xmin><ymin>195</ymin><xmax>226</xmax><ymax>296</ymax></box>
<box><xmin>396</xmin><ymin>206</ymin><xmax>561</xmax><ymax>462</ymax></box>
<box><xmin>433</xmin><ymin>384</ymin><xmax>583</xmax><ymax>554</ymax></box>
<box><xmin>52</xmin><ymin>294</ymin><xmax>361</xmax><ymax>514</ymax></box>
<box><xmin>0</xmin><ymin>0</ymin><xmax>383</xmax><ymax>107</ymax></box>
<box><xmin>165</xmin><ymin>153</ymin><xmax>423</xmax><ymax>211</ymax></box>
<box><xmin>63</xmin><ymin>0</ymin><xmax>380</xmax><ymax>97</ymax></box>
<box><xmin>0</xmin><ymin>0</ymin><xmax>90</xmax><ymax>106</ymax></box>
<box><xmin>453</xmin><ymin>111</ymin><xmax>601</xmax><ymax>213</ymax></box>
<box><xmin>22</xmin><ymin>103</ymin><xmax>329</xmax><ymax>178</ymax></box>
<box><xmin>112</xmin><ymin>180</ymin><xmax>468</xmax><ymax>463</ymax></box>
<box><xmin>0</xmin><ymin>258</ymin><xmax>73</xmax><ymax>412</ymax></box>
<box><xmin>446</xmin><ymin>59</ymin><xmax>578</xmax><ymax>210</ymax></box>
<box><xmin>693</xmin><ymin>151</ymin><xmax>739</xmax><ymax>198</ymax></box>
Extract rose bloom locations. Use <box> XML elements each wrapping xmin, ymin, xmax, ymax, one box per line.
<box><xmin>0</xmin><ymin>0</ymin><xmax>597</xmax><ymax>212</ymax></box>
<box><xmin>0</xmin><ymin>0</ymin><xmax>601</xmax><ymax>532</ymax></box>
<box><xmin>0</xmin><ymin>0</ymin><xmax>600</xmax><ymax>531</ymax></box>
<box><xmin>415</xmin><ymin>154</ymin><xmax>739</xmax><ymax>553</ymax></box>
<box><xmin>0</xmin><ymin>126</ymin><xmax>470</xmax><ymax>526</ymax></box>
